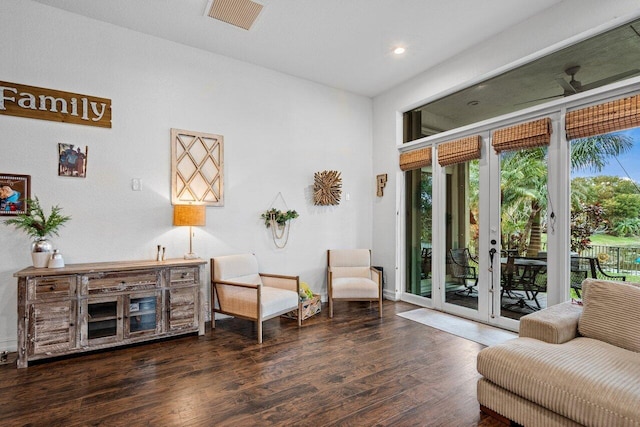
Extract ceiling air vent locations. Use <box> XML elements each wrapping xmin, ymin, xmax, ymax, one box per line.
<box><xmin>205</xmin><ymin>0</ymin><xmax>264</xmax><ymax>31</ymax></box>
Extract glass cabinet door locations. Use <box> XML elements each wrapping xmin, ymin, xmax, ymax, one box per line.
<box><xmin>126</xmin><ymin>292</ymin><xmax>161</xmax><ymax>337</ymax></box>
<box><xmin>87</xmin><ymin>296</ymin><xmax>123</xmax><ymax>343</ymax></box>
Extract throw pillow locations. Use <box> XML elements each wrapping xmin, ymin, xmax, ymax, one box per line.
<box><xmin>578</xmin><ymin>279</ymin><xmax>640</xmax><ymax>353</ymax></box>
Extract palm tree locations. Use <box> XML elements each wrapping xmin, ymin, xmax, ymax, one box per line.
<box><xmin>570</xmin><ymin>134</ymin><xmax>632</xmax><ymax>172</ymax></box>
<box><xmin>501</xmin><ymin>131</ymin><xmax>632</xmax><ymax>256</ymax></box>
<box><xmin>501</xmin><ymin>147</ymin><xmax>547</xmax><ymax>256</ymax></box>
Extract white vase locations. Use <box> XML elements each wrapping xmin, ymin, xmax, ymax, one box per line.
<box><xmin>31</xmin><ymin>238</ymin><xmax>53</xmax><ymax>268</ymax></box>
<box><xmin>32</xmin><ymin>252</ymin><xmax>51</xmax><ymax>268</ymax></box>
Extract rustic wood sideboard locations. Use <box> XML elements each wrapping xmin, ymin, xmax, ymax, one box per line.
<box><xmin>14</xmin><ymin>258</ymin><xmax>207</xmax><ymax>368</ymax></box>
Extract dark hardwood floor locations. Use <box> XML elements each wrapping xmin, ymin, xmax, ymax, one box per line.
<box><xmin>0</xmin><ymin>301</ymin><xmax>504</xmax><ymax>426</ymax></box>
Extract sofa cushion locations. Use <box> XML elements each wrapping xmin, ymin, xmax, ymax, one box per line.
<box><xmin>578</xmin><ymin>278</ymin><xmax>640</xmax><ymax>353</ymax></box>
<box><xmin>477</xmin><ymin>337</ymin><xmax>640</xmax><ymax>426</ymax></box>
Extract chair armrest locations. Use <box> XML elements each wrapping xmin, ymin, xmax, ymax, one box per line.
<box><xmin>370</xmin><ymin>267</ymin><xmax>382</xmax><ymax>286</ymax></box>
<box><xmin>260</xmin><ymin>273</ymin><xmax>300</xmax><ymax>293</ymax></box>
<box><xmin>518</xmin><ymin>301</ymin><xmax>582</xmax><ymax>344</ymax></box>
<box><xmin>212</xmin><ymin>279</ymin><xmax>260</xmax><ymax>289</ymax></box>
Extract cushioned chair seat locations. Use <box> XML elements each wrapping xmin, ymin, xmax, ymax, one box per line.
<box><xmin>217</xmin><ymin>285</ymin><xmax>299</xmax><ymax>319</ymax></box>
<box><xmin>478</xmin><ymin>336</ymin><xmax>640</xmax><ymax>426</ymax></box>
<box><xmin>260</xmin><ymin>287</ymin><xmax>299</xmax><ymax>317</ymax></box>
<box><xmin>332</xmin><ymin>277</ymin><xmax>379</xmax><ymax>299</ymax></box>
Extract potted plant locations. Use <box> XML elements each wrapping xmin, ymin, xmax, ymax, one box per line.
<box><xmin>260</xmin><ymin>208</ymin><xmax>299</xmax><ymax>228</ymax></box>
<box><xmin>260</xmin><ymin>208</ymin><xmax>298</xmax><ymax>248</ymax></box>
<box><xmin>5</xmin><ymin>197</ymin><xmax>71</xmax><ymax>267</ymax></box>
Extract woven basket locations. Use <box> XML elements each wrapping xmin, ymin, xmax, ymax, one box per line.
<box><xmin>282</xmin><ymin>294</ymin><xmax>321</xmax><ymax>320</ymax></box>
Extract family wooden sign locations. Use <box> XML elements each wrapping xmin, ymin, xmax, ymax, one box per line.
<box><xmin>0</xmin><ymin>81</ymin><xmax>111</xmax><ymax>128</ymax></box>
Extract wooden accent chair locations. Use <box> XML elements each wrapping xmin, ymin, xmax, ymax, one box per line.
<box><xmin>327</xmin><ymin>249</ymin><xmax>382</xmax><ymax>318</ymax></box>
<box><xmin>211</xmin><ymin>254</ymin><xmax>301</xmax><ymax>343</ymax></box>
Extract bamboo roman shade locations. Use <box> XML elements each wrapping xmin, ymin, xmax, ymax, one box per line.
<box><xmin>566</xmin><ymin>94</ymin><xmax>640</xmax><ymax>140</ymax></box>
<box><xmin>492</xmin><ymin>117</ymin><xmax>552</xmax><ymax>153</ymax></box>
<box><xmin>438</xmin><ymin>135</ymin><xmax>481</xmax><ymax>166</ymax></box>
<box><xmin>400</xmin><ymin>147</ymin><xmax>432</xmax><ymax>171</ymax></box>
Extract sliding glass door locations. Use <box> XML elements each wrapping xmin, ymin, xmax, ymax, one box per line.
<box><xmin>568</xmin><ymin>132</ymin><xmax>637</xmax><ymax>299</ymax></box>
<box><xmin>402</xmin><ymin>85</ymin><xmax>640</xmax><ymax>331</ymax></box>
<box><xmin>498</xmin><ymin>145</ymin><xmax>549</xmax><ymax>320</ymax></box>
<box><xmin>404</xmin><ymin>137</ymin><xmax>486</xmax><ymax>321</ymax></box>
<box><xmin>403</xmin><ymin>118</ymin><xmax>557</xmax><ymax>329</ymax></box>
<box><xmin>405</xmin><ymin>167</ymin><xmax>433</xmax><ymax>298</ymax></box>
<box><xmin>443</xmin><ymin>159</ymin><xmax>480</xmax><ymax>312</ymax></box>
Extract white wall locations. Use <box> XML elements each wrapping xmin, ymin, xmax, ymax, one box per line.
<box><xmin>0</xmin><ymin>0</ymin><xmax>373</xmax><ymax>351</ymax></box>
<box><xmin>372</xmin><ymin>0</ymin><xmax>640</xmax><ymax>298</ymax></box>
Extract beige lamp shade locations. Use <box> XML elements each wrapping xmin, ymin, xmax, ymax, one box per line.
<box><xmin>173</xmin><ymin>205</ymin><xmax>206</xmax><ymax>226</ymax></box>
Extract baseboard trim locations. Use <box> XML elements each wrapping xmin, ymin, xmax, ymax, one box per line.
<box><xmin>0</xmin><ymin>338</ymin><xmax>17</xmax><ymax>353</ymax></box>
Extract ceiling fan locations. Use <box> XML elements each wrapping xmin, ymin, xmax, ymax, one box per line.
<box><xmin>519</xmin><ymin>65</ymin><xmax>640</xmax><ymax>105</ymax></box>
<box><xmin>556</xmin><ymin>65</ymin><xmax>640</xmax><ymax>95</ymax></box>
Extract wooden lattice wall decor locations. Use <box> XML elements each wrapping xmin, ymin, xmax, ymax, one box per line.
<box><xmin>171</xmin><ymin>128</ymin><xmax>224</xmax><ymax>206</ymax></box>
<box><xmin>314</xmin><ymin>170</ymin><xmax>342</xmax><ymax>205</ymax></box>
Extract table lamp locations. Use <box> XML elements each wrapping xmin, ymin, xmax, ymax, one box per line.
<box><xmin>173</xmin><ymin>204</ymin><xmax>206</xmax><ymax>259</ymax></box>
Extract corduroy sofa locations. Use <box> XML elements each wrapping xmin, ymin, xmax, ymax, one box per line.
<box><xmin>477</xmin><ymin>278</ymin><xmax>640</xmax><ymax>427</ymax></box>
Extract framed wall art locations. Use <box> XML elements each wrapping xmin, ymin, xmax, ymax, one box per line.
<box><xmin>58</xmin><ymin>143</ymin><xmax>88</xmax><ymax>178</ymax></box>
<box><xmin>0</xmin><ymin>173</ymin><xmax>30</xmax><ymax>216</ymax></box>
<box><xmin>171</xmin><ymin>128</ymin><xmax>224</xmax><ymax>206</ymax></box>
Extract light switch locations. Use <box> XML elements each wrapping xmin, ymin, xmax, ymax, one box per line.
<box><xmin>131</xmin><ymin>178</ymin><xmax>141</xmax><ymax>191</ymax></box>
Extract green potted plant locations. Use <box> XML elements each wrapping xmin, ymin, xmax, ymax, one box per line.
<box><xmin>5</xmin><ymin>197</ymin><xmax>71</xmax><ymax>267</ymax></box>
<box><xmin>260</xmin><ymin>208</ymin><xmax>299</xmax><ymax>228</ymax></box>
<box><xmin>260</xmin><ymin>208</ymin><xmax>298</xmax><ymax>248</ymax></box>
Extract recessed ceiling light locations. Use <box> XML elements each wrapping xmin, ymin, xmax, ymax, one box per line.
<box><xmin>393</xmin><ymin>47</ymin><xmax>406</xmax><ymax>55</ymax></box>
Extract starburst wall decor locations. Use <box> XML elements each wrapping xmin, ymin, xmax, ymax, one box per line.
<box><xmin>313</xmin><ymin>170</ymin><xmax>342</xmax><ymax>206</ymax></box>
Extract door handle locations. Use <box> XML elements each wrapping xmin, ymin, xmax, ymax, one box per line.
<box><xmin>489</xmin><ymin>248</ymin><xmax>497</xmax><ymax>271</ymax></box>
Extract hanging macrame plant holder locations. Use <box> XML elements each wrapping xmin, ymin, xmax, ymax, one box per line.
<box><xmin>262</xmin><ymin>192</ymin><xmax>298</xmax><ymax>249</ymax></box>
<box><xmin>269</xmin><ymin>213</ymin><xmax>290</xmax><ymax>248</ymax></box>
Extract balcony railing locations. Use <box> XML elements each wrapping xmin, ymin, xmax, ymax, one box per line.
<box><xmin>578</xmin><ymin>245</ymin><xmax>640</xmax><ymax>278</ymax></box>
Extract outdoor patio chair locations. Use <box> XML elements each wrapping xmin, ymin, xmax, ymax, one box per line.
<box><xmin>448</xmin><ymin>248</ymin><xmax>478</xmax><ymax>295</ymax></box>
<box><xmin>525</xmin><ymin>264</ymin><xmax>547</xmax><ymax>309</ymax></box>
<box><xmin>571</xmin><ymin>256</ymin><xmax>626</xmax><ymax>298</ymax></box>
<box><xmin>501</xmin><ymin>256</ymin><xmax>546</xmax><ymax>312</ymax></box>
<box><xmin>421</xmin><ymin>247</ymin><xmax>432</xmax><ymax>279</ymax></box>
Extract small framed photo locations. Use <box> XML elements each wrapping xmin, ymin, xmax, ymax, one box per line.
<box><xmin>0</xmin><ymin>173</ymin><xmax>30</xmax><ymax>216</ymax></box>
<box><xmin>58</xmin><ymin>143</ymin><xmax>88</xmax><ymax>178</ymax></box>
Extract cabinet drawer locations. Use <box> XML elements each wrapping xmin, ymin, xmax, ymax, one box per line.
<box><xmin>82</xmin><ymin>270</ymin><xmax>158</xmax><ymax>295</ymax></box>
<box><xmin>27</xmin><ymin>276</ymin><xmax>76</xmax><ymax>300</ymax></box>
<box><xmin>169</xmin><ymin>267</ymin><xmax>198</xmax><ymax>286</ymax></box>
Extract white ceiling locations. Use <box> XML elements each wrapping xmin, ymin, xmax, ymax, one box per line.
<box><xmin>30</xmin><ymin>0</ymin><xmax>562</xmax><ymax>97</ymax></box>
